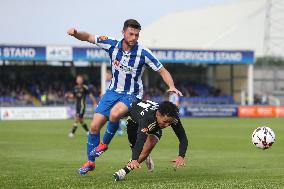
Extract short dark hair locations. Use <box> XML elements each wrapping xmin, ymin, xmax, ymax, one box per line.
<box><xmin>123</xmin><ymin>19</ymin><xmax>141</xmax><ymax>30</ymax></box>
<box><xmin>158</xmin><ymin>101</ymin><xmax>179</xmax><ymax>119</ymax></box>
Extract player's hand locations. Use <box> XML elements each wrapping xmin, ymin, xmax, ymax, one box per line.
<box><xmin>167</xmin><ymin>87</ymin><xmax>183</xmax><ymax>96</ymax></box>
<box><xmin>67</xmin><ymin>28</ymin><xmax>77</xmax><ymax>36</ymax></box>
<box><xmin>171</xmin><ymin>156</ymin><xmax>185</xmax><ymax>168</ymax></box>
<box><xmin>128</xmin><ymin>160</ymin><xmax>141</xmax><ymax>169</ymax></box>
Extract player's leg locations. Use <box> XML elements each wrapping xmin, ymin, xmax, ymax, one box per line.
<box><xmin>102</xmin><ymin>102</ymin><xmax>129</xmax><ymax>144</ymax></box>
<box><xmin>91</xmin><ymin>102</ymin><xmax>129</xmax><ymax>158</ymax></box>
<box><xmin>78</xmin><ymin>113</ymin><xmax>107</xmax><ymax>175</ymax></box>
<box><xmin>87</xmin><ymin>113</ymin><xmax>108</xmax><ymax>160</ymax></box>
<box><xmin>113</xmin><ymin>135</ymin><xmax>159</xmax><ymax>181</ymax></box>
<box><xmin>80</xmin><ymin>120</ymin><xmax>89</xmax><ymax>134</ymax></box>
<box><xmin>79</xmin><ymin>118</ymin><xmax>89</xmax><ymax>134</ymax></box>
<box><xmin>69</xmin><ymin>115</ymin><xmax>80</xmax><ymax>138</ymax></box>
<box><xmin>100</xmin><ymin>94</ymin><xmax>139</xmax><ymax>149</ymax></box>
<box><xmin>79</xmin><ymin>105</ymin><xmax>89</xmax><ymax>133</ymax></box>
<box><xmin>83</xmin><ymin>90</ymin><xmax>121</xmax><ymax>166</ymax></box>
<box><xmin>140</xmin><ymin>134</ymin><xmax>158</xmax><ymax>172</ymax></box>
<box><xmin>79</xmin><ymin>91</ymin><xmax>120</xmax><ymax>175</ymax></box>
<box><xmin>112</xmin><ymin>117</ymin><xmax>137</xmax><ymax>181</ymax></box>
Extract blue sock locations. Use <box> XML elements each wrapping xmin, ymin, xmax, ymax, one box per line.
<box><xmin>87</xmin><ymin>132</ymin><xmax>100</xmax><ymax>162</ymax></box>
<box><xmin>102</xmin><ymin>121</ymin><xmax>119</xmax><ymax>145</ymax></box>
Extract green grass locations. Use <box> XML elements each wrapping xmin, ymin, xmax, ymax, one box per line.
<box><xmin>0</xmin><ymin>118</ymin><xmax>284</xmax><ymax>189</ymax></box>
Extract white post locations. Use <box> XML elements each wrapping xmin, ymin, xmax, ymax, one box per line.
<box><xmin>101</xmin><ymin>62</ymin><xmax>107</xmax><ymax>95</ymax></box>
<box><xmin>241</xmin><ymin>90</ymin><xmax>246</xmax><ymax>105</ymax></box>
<box><xmin>207</xmin><ymin>65</ymin><xmax>215</xmax><ymax>87</ymax></box>
<box><xmin>247</xmin><ymin>64</ymin><xmax>254</xmax><ymax>105</ymax></box>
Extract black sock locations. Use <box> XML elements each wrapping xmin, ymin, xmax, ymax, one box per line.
<box><xmin>81</xmin><ymin>123</ymin><xmax>89</xmax><ymax>132</ymax></box>
<box><xmin>123</xmin><ymin>166</ymin><xmax>132</xmax><ymax>174</ymax></box>
<box><xmin>71</xmin><ymin>124</ymin><xmax>78</xmax><ymax>134</ymax></box>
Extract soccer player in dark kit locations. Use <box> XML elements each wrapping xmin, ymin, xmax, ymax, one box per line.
<box><xmin>113</xmin><ymin>100</ymin><xmax>188</xmax><ymax>181</ymax></box>
<box><xmin>66</xmin><ymin>75</ymin><xmax>97</xmax><ymax>138</ymax></box>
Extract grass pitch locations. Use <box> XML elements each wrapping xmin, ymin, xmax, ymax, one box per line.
<box><xmin>0</xmin><ymin>118</ymin><xmax>283</xmax><ymax>189</ymax></box>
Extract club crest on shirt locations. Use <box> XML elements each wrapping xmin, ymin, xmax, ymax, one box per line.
<box><xmin>99</xmin><ymin>36</ymin><xmax>108</xmax><ymax>41</ymax></box>
<box><xmin>141</xmin><ymin>128</ymin><xmax>149</xmax><ymax>133</ymax></box>
<box><xmin>141</xmin><ymin>122</ymin><xmax>156</xmax><ymax>133</ymax></box>
<box><xmin>113</xmin><ymin>60</ymin><xmax>120</xmax><ymax>66</ymax></box>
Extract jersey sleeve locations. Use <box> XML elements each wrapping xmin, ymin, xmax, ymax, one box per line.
<box><xmin>95</xmin><ymin>35</ymin><xmax>118</xmax><ymax>52</ymax></box>
<box><xmin>143</xmin><ymin>48</ymin><xmax>163</xmax><ymax>71</ymax></box>
<box><xmin>171</xmin><ymin>118</ymin><xmax>188</xmax><ymax>157</ymax></box>
<box><xmin>83</xmin><ymin>85</ymin><xmax>90</xmax><ymax>95</ymax></box>
<box><xmin>131</xmin><ymin>118</ymin><xmax>150</xmax><ymax>160</ymax></box>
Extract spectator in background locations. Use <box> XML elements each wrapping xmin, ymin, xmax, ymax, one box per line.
<box><xmin>40</xmin><ymin>92</ymin><xmax>47</xmax><ymax>105</ymax></box>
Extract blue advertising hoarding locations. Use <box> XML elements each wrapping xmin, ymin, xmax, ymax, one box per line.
<box><xmin>0</xmin><ymin>45</ymin><xmax>46</xmax><ymax>61</ymax></box>
<box><xmin>73</xmin><ymin>47</ymin><xmax>109</xmax><ymax>62</ymax></box>
<box><xmin>0</xmin><ymin>45</ymin><xmax>254</xmax><ymax>64</ymax></box>
<box><xmin>179</xmin><ymin>105</ymin><xmax>238</xmax><ymax>117</ymax></box>
<box><xmin>72</xmin><ymin>47</ymin><xmax>254</xmax><ymax>64</ymax></box>
<box><xmin>151</xmin><ymin>49</ymin><xmax>254</xmax><ymax>64</ymax></box>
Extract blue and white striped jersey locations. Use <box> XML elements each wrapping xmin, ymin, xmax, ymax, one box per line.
<box><xmin>95</xmin><ymin>35</ymin><xmax>163</xmax><ymax>99</ymax></box>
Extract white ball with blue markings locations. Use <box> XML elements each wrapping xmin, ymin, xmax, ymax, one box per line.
<box><xmin>252</xmin><ymin>126</ymin><xmax>276</xmax><ymax>150</ymax></box>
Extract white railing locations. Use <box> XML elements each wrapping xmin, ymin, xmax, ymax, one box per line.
<box><xmin>240</xmin><ymin>90</ymin><xmax>281</xmax><ymax>106</ymax></box>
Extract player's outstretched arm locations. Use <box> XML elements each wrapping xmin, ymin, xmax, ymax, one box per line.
<box><xmin>128</xmin><ymin>122</ymin><xmax>149</xmax><ymax>169</ymax></box>
<box><xmin>158</xmin><ymin>67</ymin><xmax>183</xmax><ymax>96</ymax></box>
<box><xmin>171</xmin><ymin>119</ymin><xmax>188</xmax><ymax>168</ymax></box>
<box><xmin>67</xmin><ymin>28</ymin><xmax>96</xmax><ymax>43</ymax></box>
<box><xmin>172</xmin><ymin>156</ymin><xmax>186</xmax><ymax>168</ymax></box>
<box><xmin>128</xmin><ymin>160</ymin><xmax>140</xmax><ymax>169</ymax></box>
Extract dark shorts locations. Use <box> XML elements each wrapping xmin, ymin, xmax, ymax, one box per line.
<box><xmin>126</xmin><ymin>118</ymin><xmax>162</xmax><ymax>148</ymax></box>
<box><xmin>76</xmin><ymin>104</ymin><xmax>85</xmax><ymax>119</ymax></box>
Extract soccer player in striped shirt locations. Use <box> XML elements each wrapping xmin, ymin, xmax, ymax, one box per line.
<box><xmin>67</xmin><ymin>19</ymin><xmax>182</xmax><ymax>175</ymax></box>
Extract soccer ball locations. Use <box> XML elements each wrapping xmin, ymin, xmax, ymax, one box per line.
<box><xmin>252</xmin><ymin>126</ymin><xmax>276</xmax><ymax>150</ymax></box>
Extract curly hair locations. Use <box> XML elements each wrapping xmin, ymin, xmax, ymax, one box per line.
<box><xmin>158</xmin><ymin>101</ymin><xmax>179</xmax><ymax>119</ymax></box>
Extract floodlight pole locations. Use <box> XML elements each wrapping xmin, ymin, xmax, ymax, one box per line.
<box><xmin>101</xmin><ymin>62</ymin><xmax>107</xmax><ymax>95</ymax></box>
<box><xmin>264</xmin><ymin>0</ymin><xmax>284</xmax><ymax>57</ymax></box>
<box><xmin>247</xmin><ymin>64</ymin><xmax>254</xmax><ymax>105</ymax></box>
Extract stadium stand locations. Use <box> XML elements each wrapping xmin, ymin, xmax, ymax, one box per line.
<box><xmin>0</xmin><ymin>68</ymin><xmax>234</xmax><ymax>106</ymax></box>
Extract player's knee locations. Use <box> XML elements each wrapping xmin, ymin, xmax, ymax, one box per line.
<box><xmin>75</xmin><ymin>118</ymin><xmax>80</xmax><ymax>123</ymax></box>
<box><xmin>109</xmin><ymin>111</ymin><xmax>121</xmax><ymax>122</ymax></box>
<box><xmin>90</xmin><ymin>122</ymin><xmax>100</xmax><ymax>134</ymax></box>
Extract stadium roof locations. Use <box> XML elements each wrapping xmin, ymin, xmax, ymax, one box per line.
<box><xmin>139</xmin><ymin>0</ymin><xmax>266</xmax><ymax>57</ymax></box>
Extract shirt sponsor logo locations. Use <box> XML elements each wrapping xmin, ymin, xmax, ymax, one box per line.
<box><xmin>141</xmin><ymin>128</ymin><xmax>149</xmax><ymax>133</ymax></box>
<box><xmin>113</xmin><ymin>60</ymin><xmax>134</xmax><ymax>73</ymax></box>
